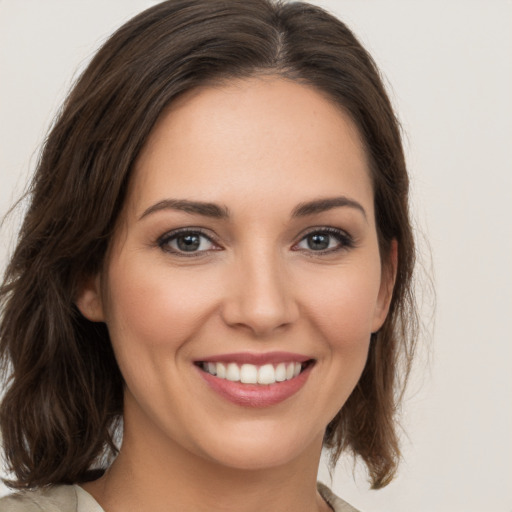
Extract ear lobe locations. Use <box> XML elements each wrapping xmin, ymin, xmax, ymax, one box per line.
<box><xmin>372</xmin><ymin>239</ymin><xmax>398</xmax><ymax>333</ymax></box>
<box><xmin>75</xmin><ymin>274</ymin><xmax>105</xmax><ymax>322</ymax></box>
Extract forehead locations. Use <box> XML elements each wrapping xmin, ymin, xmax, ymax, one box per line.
<box><xmin>127</xmin><ymin>76</ymin><xmax>374</xmax><ymax>220</ymax></box>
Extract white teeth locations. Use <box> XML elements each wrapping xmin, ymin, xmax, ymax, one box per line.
<box><xmin>240</xmin><ymin>364</ymin><xmax>258</xmax><ymax>384</ymax></box>
<box><xmin>257</xmin><ymin>364</ymin><xmax>276</xmax><ymax>385</ymax></box>
<box><xmin>216</xmin><ymin>362</ymin><xmax>226</xmax><ymax>379</ymax></box>
<box><xmin>207</xmin><ymin>362</ymin><xmax>217</xmax><ymax>375</ymax></box>
<box><xmin>201</xmin><ymin>361</ymin><xmax>308</xmax><ymax>385</ymax></box>
<box><xmin>275</xmin><ymin>363</ymin><xmax>286</xmax><ymax>382</ymax></box>
<box><xmin>226</xmin><ymin>363</ymin><xmax>240</xmax><ymax>382</ymax></box>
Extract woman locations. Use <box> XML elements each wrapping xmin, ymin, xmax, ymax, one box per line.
<box><xmin>0</xmin><ymin>1</ymin><xmax>417</xmax><ymax>511</ymax></box>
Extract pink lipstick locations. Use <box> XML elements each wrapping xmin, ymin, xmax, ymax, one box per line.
<box><xmin>194</xmin><ymin>352</ymin><xmax>315</xmax><ymax>407</ymax></box>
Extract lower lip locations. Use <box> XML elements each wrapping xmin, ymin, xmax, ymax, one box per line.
<box><xmin>196</xmin><ymin>364</ymin><xmax>314</xmax><ymax>408</ymax></box>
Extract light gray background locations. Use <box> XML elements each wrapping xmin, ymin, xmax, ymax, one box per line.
<box><xmin>1</xmin><ymin>1</ymin><xmax>511</xmax><ymax>511</ymax></box>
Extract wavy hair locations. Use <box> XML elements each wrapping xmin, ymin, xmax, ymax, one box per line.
<box><xmin>0</xmin><ymin>0</ymin><xmax>417</xmax><ymax>490</ymax></box>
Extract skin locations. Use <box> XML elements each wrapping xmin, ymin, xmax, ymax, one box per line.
<box><xmin>77</xmin><ymin>76</ymin><xmax>395</xmax><ymax>512</ymax></box>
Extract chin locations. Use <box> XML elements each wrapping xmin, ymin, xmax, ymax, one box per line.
<box><xmin>193</xmin><ymin>423</ymin><xmax>324</xmax><ymax>472</ymax></box>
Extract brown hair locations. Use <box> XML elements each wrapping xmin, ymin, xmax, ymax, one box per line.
<box><xmin>0</xmin><ymin>0</ymin><xmax>417</xmax><ymax>490</ymax></box>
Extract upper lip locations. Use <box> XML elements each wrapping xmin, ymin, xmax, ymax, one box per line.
<box><xmin>195</xmin><ymin>351</ymin><xmax>313</xmax><ymax>365</ymax></box>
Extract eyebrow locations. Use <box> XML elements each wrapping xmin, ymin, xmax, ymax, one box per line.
<box><xmin>292</xmin><ymin>196</ymin><xmax>367</xmax><ymax>220</ymax></box>
<box><xmin>139</xmin><ymin>196</ymin><xmax>366</xmax><ymax>221</ymax></box>
<box><xmin>139</xmin><ymin>199</ymin><xmax>230</xmax><ymax>220</ymax></box>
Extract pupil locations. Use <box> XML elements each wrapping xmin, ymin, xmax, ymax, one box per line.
<box><xmin>177</xmin><ymin>234</ymin><xmax>200</xmax><ymax>251</ymax></box>
<box><xmin>308</xmin><ymin>233</ymin><xmax>329</xmax><ymax>250</ymax></box>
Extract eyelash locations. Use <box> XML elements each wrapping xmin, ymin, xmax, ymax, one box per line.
<box><xmin>157</xmin><ymin>228</ymin><xmax>220</xmax><ymax>258</ymax></box>
<box><xmin>293</xmin><ymin>227</ymin><xmax>354</xmax><ymax>255</ymax></box>
<box><xmin>157</xmin><ymin>227</ymin><xmax>354</xmax><ymax>257</ymax></box>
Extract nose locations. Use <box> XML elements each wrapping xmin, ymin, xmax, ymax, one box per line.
<box><xmin>220</xmin><ymin>248</ymin><xmax>299</xmax><ymax>337</ymax></box>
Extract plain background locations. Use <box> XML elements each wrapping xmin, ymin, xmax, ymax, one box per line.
<box><xmin>1</xmin><ymin>1</ymin><xmax>511</xmax><ymax>511</ymax></box>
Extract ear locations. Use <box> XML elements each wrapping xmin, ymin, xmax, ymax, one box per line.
<box><xmin>372</xmin><ymin>239</ymin><xmax>398</xmax><ymax>333</ymax></box>
<box><xmin>75</xmin><ymin>274</ymin><xmax>105</xmax><ymax>322</ymax></box>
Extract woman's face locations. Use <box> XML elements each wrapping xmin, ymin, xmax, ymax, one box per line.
<box><xmin>79</xmin><ymin>77</ymin><xmax>394</xmax><ymax>471</ymax></box>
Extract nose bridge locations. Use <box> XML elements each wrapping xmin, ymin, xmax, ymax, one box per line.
<box><xmin>222</xmin><ymin>241</ymin><xmax>297</xmax><ymax>336</ymax></box>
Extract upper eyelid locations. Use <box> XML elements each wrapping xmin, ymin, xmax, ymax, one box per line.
<box><xmin>297</xmin><ymin>226</ymin><xmax>351</xmax><ymax>240</ymax></box>
<box><xmin>294</xmin><ymin>226</ymin><xmax>353</xmax><ymax>244</ymax></box>
<box><xmin>158</xmin><ymin>225</ymin><xmax>350</xmax><ymax>239</ymax></box>
<box><xmin>158</xmin><ymin>227</ymin><xmax>217</xmax><ymax>242</ymax></box>
<box><xmin>297</xmin><ymin>225</ymin><xmax>350</xmax><ymax>237</ymax></box>
<box><xmin>157</xmin><ymin>228</ymin><xmax>221</xmax><ymax>252</ymax></box>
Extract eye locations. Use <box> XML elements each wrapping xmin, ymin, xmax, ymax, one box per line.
<box><xmin>294</xmin><ymin>228</ymin><xmax>353</xmax><ymax>253</ymax></box>
<box><xmin>158</xmin><ymin>229</ymin><xmax>218</xmax><ymax>255</ymax></box>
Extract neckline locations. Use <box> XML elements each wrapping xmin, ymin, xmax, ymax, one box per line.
<box><xmin>74</xmin><ymin>482</ymin><xmax>342</xmax><ymax>512</ymax></box>
<box><xmin>74</xmin><ymin>484</ymin><xmax>105</xmax><ymax>512</ymax></box>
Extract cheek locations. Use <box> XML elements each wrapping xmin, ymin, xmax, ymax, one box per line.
<box><xmin>299</xmin><ymin>260</ymin><xmax>382</xmax><ymax>351</ymax></box>
<box><xmin>103</xmin><ymin>256</ymin><xmax>220</xmax><ymax>356</ymax></box>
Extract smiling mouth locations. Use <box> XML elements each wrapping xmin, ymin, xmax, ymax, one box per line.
<box><xmin>195</xmin><ymin>360</ymin><xmax>315</xmax><ymax>385</ymax></box>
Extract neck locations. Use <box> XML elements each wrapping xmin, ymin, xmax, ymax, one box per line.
<box><xmin>83</xmin><ymin>410</ymin><xmax>329</xmax><ymax>512</ymax></box>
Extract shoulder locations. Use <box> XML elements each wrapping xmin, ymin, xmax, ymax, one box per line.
<box><xmin>317</xmin><ymin>482</ymin><xmax>361</xmax><ymax>512</ymax></box>
<box><xmin>0</xmin><ymin>485</ymin><xmax>78</xmax><ymax>512</ymax></box>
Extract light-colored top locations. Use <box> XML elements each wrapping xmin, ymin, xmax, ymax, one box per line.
<box><xmin>0</xmin><ymin>481</ymin><xmax>360</xmax><ymax>512</ymax></box>
<box><xmin>0</xmin><ymin>485</ymin><xmax>100</xmax><ymax>512</ymax></box>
